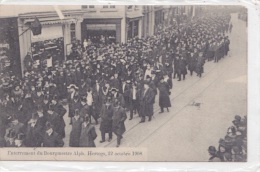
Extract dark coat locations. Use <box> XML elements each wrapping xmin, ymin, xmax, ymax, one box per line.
<box><xmin>158</xmin><ymin>81</ymin><xmax>171</xmax><ymax>108</ymax></box>
<box><xmin>188</xmin><ymin>56</ymin><xmax>197</xmax><ymax>71</ymax></box>
<box><xmin>179</xmin><ymin>58</ymin><xmax>187</xmax><ymax>75</ymax></box>
<box><xmin>139</xmin><ymin>88</ymin><xmax>155</xmax><ymax>117</ymax></box>
<box><xmin>43</xmin><ymin>131</ymin><xmax>64</xmax><ymax>147</ymax></box>
<box><xmin>112</xmin><ymin>106</ymin><xmax>127</xmax><ymax>136</ymax></box>
<box><xmin>196</xmin><ymin>56</ymin><xmax>205</xmax><ymax>74</ymax></box>
<box><xmin>25</xmin><ymin>122</ymin><xmax>43</xmax><ymax>147</ymax></box>
<box><xmin>79</xmin><ymin>103</ymin><xmax>89</xmax><ymax>119</ymax></box>
<box><xmin>20</xmin><ymin>97</ymin><xmax>35</xmax><ymax>123</ymax></box>
<box><xmin>100</xmin><ymin>103</ymin><xmax>113</xmax><ymax>133</ymax></box>
<box><xmin>110</xmin><ymin>78</ymin><xmax>121</xmax><ymax>90</ymax></box>
<box><xmin>32</xmin><ymin>93</ymin><xmax>44</xmax><ymax>106</ymax></box>
<box><xmin>56</xmin><ymin>75</ymin><xmax>67</xmax><ymax>99</ymax></box>
<box><xmin>52</xmin><ymin>103</ymin><xmax>66</xmax><ymax>138</ymax></box>
<box><xmin>37</xmin><ymin>114</ymin><xmax>47</xmax><ymax>128</ymax></box>
<box><xmin>45</xmin><ymin>112</ymin><xmax>61</xmax><ymax>135</ymax></box>
<box><xmin>69</xmin><ymin>117</ymin><xmax>83</xmax><ymax>147</ymax></box>
<box><xmin>68</xmin><ymin>99</ymin><xmax>82</xmax><ymax>118</ymax></box>
<box><xmin>112</xmin><ymin>92</ymin><xmax>125</xmax><ymax>108</ymax></box>
<box><xmin>24</xmin><ymin>54</ymin><xmax>33</xmax><ymax>71</ymax></box>
<box><xmin>125</xmin><ymin>87</ymin><xmax>139</xmax><ymax>111</ymax></box>
<box><xmin>0</xmin><ymin>116</ymin><xmax>6</xmax><ymax>147</ymax></box>
<box><xmin>92</xmin><ymin>91</ymin><xmax>102</xmax><ymax>117</ymax></box>
<box><xmin>79</xmin><ymin>123</ymin><xmax>97</xmax><ymax>147</ymax></box>
<box><xmin>8</xmin><ymin>122</ymin><xmax>25</xmax><ymax>136</ymax></box>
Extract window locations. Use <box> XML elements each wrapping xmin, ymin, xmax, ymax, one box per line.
<box><xmin>70</xmin><ymin>23</ymin><xmax>76</xmax><ymax>41</ymax></box>
<box><xmin>89</xmin><ymin>5</ymin><xmax>95</xmax><ymax>8</ymax></box>
<box><xmin>128</xmin><ymin>5</ymin><xmax>133</xmax><ymax>10</ymax></box>
<box><xmin>110</xmin><ymin>5</ymin><xmax>115</xmax><ymax>8</ymax></box>
<box><xmin>103</xmin><ymin>5</ymin><xmax>109</xmax><ymax>8</ymax></box>
<box><xmin>82</xmin><ymin>5</ymin><xmax>88</xmax><ymax>9</ymax></box>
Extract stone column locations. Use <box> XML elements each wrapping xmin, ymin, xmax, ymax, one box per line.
<box><xmin>150</xmin><ymin>6</ymin><xmax>155</xmax><ymax>36</ymax></box>
<box><xmin>75</xmin><ymin>19</ymin><xmax>83</xmax><ymax>42</ymax></box>
<box><xmin>138</xmin><ymin>18</ymin><xmax>142</xmax><ymax>38</ymax></box>
<box><xmin>18</xmin><ymin>18</ymin><xmax>31</xmax><ymax>76</ymax></box>
<box><xmin>63</xmin><ymin>23</ymin><xmax>71</xmax><ymax>61</ymax></box>
<box><xmin>121</xmin><ymin>6</ymin><xmax>127</xmax><ymax>43</ymax></box>
<box><xmin>116</xmin><ymin>24</ymin><xmax>121</xmax><ymax>43</ymax></box>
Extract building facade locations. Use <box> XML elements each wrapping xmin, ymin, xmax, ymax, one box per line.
<box><xmin>0</xmin><ymin>5</ymin><xmax>188</xmax><ymax>76</ymax></box>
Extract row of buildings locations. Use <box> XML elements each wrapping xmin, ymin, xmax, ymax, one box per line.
<box><xmin>0</xmin><ymin>5</ymin><xmax>197</xmax><ymax>76</ymax></box>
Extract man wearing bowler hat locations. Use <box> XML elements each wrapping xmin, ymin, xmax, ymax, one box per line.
<box><xmin>25</xmin><ymin>113</ymin><xmax>43</xmax><ymax>147</ymax></box>
<box><xmin>43</xmin><ymin>122</ymin><xmax>64</xmax><ymax>147</ymax></box>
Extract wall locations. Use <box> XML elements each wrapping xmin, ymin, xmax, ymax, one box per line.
<box><xmin>0</xmin><ymin>5</ymin><xmax>81</xmax><ymax>17</ymax></box>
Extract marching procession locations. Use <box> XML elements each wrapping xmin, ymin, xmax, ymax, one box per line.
<box><xmin>0</xmin><ymin>10</ymin><xmax>232</xmax><ymax>148</ymax></box>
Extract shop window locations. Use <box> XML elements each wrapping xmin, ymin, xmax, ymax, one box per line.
<box><xmin>133</xmin><ymin>20</ymin><xmax>139</xmax><ymax>37</ymax></box>
<box><xmin>128</xmin><ymin>5</ymin><xmax>133</xmax><ymax>10</ymax></box>
<box><xmin>70</xmin><ymin>23</ymin><xmax>76</xmax><ymax>41</ymax></box>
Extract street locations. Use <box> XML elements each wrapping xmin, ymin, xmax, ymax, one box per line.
<box><xmin>62</xmin><ymin>13</ymin><xmax>247</xmax><ymax>161</ymax></box>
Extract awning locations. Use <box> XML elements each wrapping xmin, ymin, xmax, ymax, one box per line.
<box><xmin>23</xmin><ymin>18</ymin><xmax>77</xmax><ymax>26</ymax></box>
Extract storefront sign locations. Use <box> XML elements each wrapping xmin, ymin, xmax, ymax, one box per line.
<box><xmin>31</xmin><ymin>25</ymin><xmax>63</xmax><ymax>42</ymax></box>
<box><xmin>86</xmin><ymin>24</ymin><xmax>116</xmax><ymax>31</ymax></box>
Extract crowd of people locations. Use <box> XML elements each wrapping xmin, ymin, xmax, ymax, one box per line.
<box><xmin>208</xmin><ymin>115</ymin><xmax>247</xmax><ymax>162</ymax></box>
<box><xmin>0</xmin><ymin>11</ymin><xmax>232</xmax><ymax>148</ymax></box>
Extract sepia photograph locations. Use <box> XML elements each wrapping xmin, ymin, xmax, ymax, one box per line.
<box><xmin>0</xmin><ymin>4</ymin><xmax>247</xmax><ymax>162</ymax></box>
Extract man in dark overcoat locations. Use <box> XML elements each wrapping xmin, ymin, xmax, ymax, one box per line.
<box><xmin>79</xmin><ymin>116</ymin><xmax>97</xmax><ymax>147</ymax></box>
<box><xmin>173</xmin><ymin>55</ymin><xmax>180</xmax><ymax>80</ymax></box>
<box><xmin>125</xmin><ymin>83</ymin><xmax>139</xmax><ymax>120</ymax></box>
<box><xmin>196</xmin><ymin>52</ymin><xmax>205</xmax><ymax>78</ymax></box>
<box><xmin>68</xmin><ymin>87</ymin><xmax>81</xmax><ymax>124</ymax></box>
<box><xmin>158</xmin><ymin>77</ymin><xmax>171</xmax><ymax>113</ymax></box>
<box><xmin>23</xmin><ymin>52</ymin><xmax>33</xmax><ymax>72</ymax></box>
<box><xmin>188</xmin><ymin>52</ymin><xmax>197</xmax><ymax>76</ymax></box>
<box><xmin>112</xmin><ymin>98</ymin><xmax>127</xmax><ymax>147</ymax></box>
<box><xmin>69</xmin><ymin>109</ymin><xmax>83</xmax><ymax>147</ymax></box>
<box><xmin>25</xmin><ymin>113</ymin><xmax>43</xmax><ymax>147</ymax></box>
<box><xmin>51</xmin><ymin>95</ymin><xmax>67</xmax><ymax>138</ymax></box>
<box><xmin>139</xmin><ymin>81</ymin><xmax>156</xmax><ymax>123</ymax></box>
<box><xmin>178</xmin><ymin>56</ymin><xmax>187</xmax><ymax>81</ymax></box>
<box><xmin>45</xmin><ymin>104</ymin><xmax>62</xmax><ymax>137</ymax></box>
<box><xmin>42</xmin><ymin>122</ymin><xmax>64</xmax><ymax>147</ymax></box>
<box><xmin>111</xmin><ymin>88</ymin><xmax>125</xmax><ymax>108</ymax></box>
<box><xmin>99</xmin><ymin>96</ymin><xmax>113</xmax><ymax>143</ymax></box>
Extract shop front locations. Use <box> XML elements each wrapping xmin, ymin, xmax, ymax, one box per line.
<box><xmin>30</xmin><ymin>24</ymin><xmax>65</xmax><ymax>65</ymax></box>
<box><xmin>127</xmin><ymin>19</ymin><xmax>139</xmax><ymax>39</ymax></box>
<box><xmin>18</xmin><ymin>11</ymin><xmax>84</xmax><ymax>75</ymax></box>
<box><xmin>126</xmin><ymin>8</ymin><xmax>143</xmax><ymax>40</ymax></box>
<box><xmin>0</xmin><ymin>17</ymin><xmax>21</xmax><ymax>77</ymax></box>
<box><xmin>81</xmin><ymin>18</ymin><xmax>122</xmax><ymax>44</ymax></box>
<box><xmin>154</xmin><ymin>7</ymin><xmax>164</xmax><ymax>34</ymax></box>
